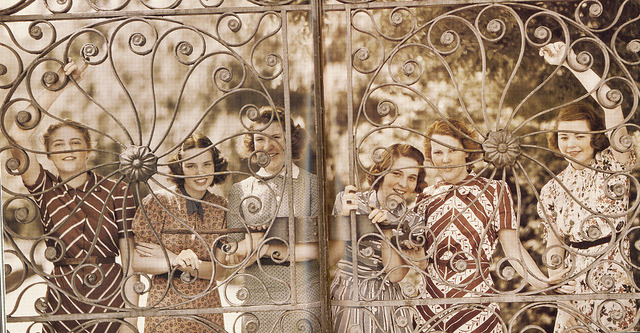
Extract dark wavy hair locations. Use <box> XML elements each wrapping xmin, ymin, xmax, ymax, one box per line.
<box><xmin>367</xmin><ymin>143</ymin><xmax>427</xmax><ymax>193</ymax></box>
<box><xmin>241</xmin><ymin>106</ymin><xmax>307</xmax><ymax>161</ymax></box>
<box><xmin>168</xmin><ymin>133</ymin><xmax>228</xmax><ymax>187</ymax></box>
<box><xmin>548</xmin><ymin>103</ymin><xmax>609</xmax><ymax>154</ymax></box>
<box><xmin>424</xmin><ymin>118</ymin><xmax>481</xmax><ymax>168</ymax></box>
<box><xmin>43</xmin><ymin>119</ymin><xmax>91</xmax><ymax>154</ymax></box>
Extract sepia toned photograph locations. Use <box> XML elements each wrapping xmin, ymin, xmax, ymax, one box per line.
<box><xmin>1</xmin><ymin>0</ymin><xmax>640</xmax><ymax>332</ymax></box>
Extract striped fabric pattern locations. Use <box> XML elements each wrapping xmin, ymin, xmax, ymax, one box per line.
<box><xmin>330</xmin><ymin>191</ymin><xmax>411</xmax><ymax>333</ymax></box>
<box><xmin>25</xmin><ymin>164</ymin><xmax>136</xmax><ymax>333</ymax></box>
<box><xmin>414</xmin><ymin>174</ymin><xmax>514</xmax><ymax>333</ymax></box>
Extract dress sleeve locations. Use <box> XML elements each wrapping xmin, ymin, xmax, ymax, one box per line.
<box><xmin>493</xmin><ymin>180</ymin><xmax>515</xmax><ymax>232</ymax></box>
<box><xmin>536</xmin><ymin>181</ymin><xmax>558</xmax><ymax>244</ymax></box>
<box><xmin>226</xmin><ymin>182</ymin><xmax>245</xmax><ymax>242</ymax></box>
<box><xmin>22</xmin><ymin>163</ymin><xmax>46</xmax><ymax>194</ymax></box>
<box><xmin>114</xmin><ymin>182</ymin><xmax>137</xmax><ymax>238</ymax></box>
<box><xmin>332</xmin><ymin>191</ymin><xmax>345</xmax><ymax>215</ymax></box>
<box><xmin>132</xmin><ymin>194</ymin><xmax>165</xmax><ymax>244</ymax></box>
<box><xmin>597</xmin><ymin>146</ymin><xmax>637</xmax><ymax>171</ymax></box>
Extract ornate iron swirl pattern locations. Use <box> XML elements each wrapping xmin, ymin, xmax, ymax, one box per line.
<box><xmin>334</xmin><ymin>2</ymin><xmax>640</xmax><ymax>332</ymax></box>
<box><xmin>0</xmin><ymin>9</ymin><xmax>322</xmax><ymax>332</ymax></box>
<box><xmin>1</xmin><ymin>1</ymin><xmax>640</xmax><ymax>333</ymax></box>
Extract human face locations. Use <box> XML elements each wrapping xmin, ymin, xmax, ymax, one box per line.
<box><xmin>557</xmin><ymin>120</ymin><xmax>595</xmax><ymax>170</ymax></box>
<box><xmin>253</xmin><ymin>122</ymin><xmax>286</xmax><ymax>174</ymax></box>
<box><xmin>430</xmin><ymin>134</ymin><xmax>469</xmax><ymax>185</ymax></box>
<box><xmin>377</xmin><ymin>156</ymin><xmax>420</xmax><ymax>209</ymax></box>
<box><xmin>47</xmin><ymin>126</ymin><xmax>89</xmax><ymax>177</ymax></box>
<box><xmin>181</xmin><ymin>148</ymin><xmax>215</xmax><ymax>199</ymax></box>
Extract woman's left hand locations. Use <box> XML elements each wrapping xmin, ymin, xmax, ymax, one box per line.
<box><xmin>135</xmin><ymin>242</ymin><xmax>176</xmax><ymax>261</ymax></box>
<box><xmin>173</xmin><ymin>249</ymin><xmax>201</xmax><ymax>271</ymax></box>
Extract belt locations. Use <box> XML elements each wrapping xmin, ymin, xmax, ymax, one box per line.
<box><xmin>568</xmin><ymin>233</ymin><xmax>618</xmax><ymax>250</ymax></box>
<box><xmin>258</xmin><ymin>257</ymin><xmax>290</xmax><ymax>266</ymax></box>
<box><xmin>54</xmin><ymin>256</ymin><xmax>116</xmax><ymax>266</ymax></box>
<box><xmin>429</xmin><ymin>257</ymin><xmax>490</xmax><ymax>270</ymax></box>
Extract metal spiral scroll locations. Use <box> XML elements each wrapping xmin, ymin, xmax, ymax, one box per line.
<box><xmin>349</xmin><ymin>2</ymin><xmax>640</xmax><ymax>332</ymax></box>
<box><xmin>1</xmin><ymin>12</ymin><xmax>287</xmax><ymax>331</ymax></box>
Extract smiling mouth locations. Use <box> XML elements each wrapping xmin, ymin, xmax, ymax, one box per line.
<box><xmin>62</xmin><ymin>156</ymin><xmax>76</xmax><ymax>161</ymax></box>
<box><xmin>393</xmin><ymin>189</ymin><xmax>406</xmax><ymax>195</ymax></box>
<box><xmin>193</xmin><ymin>178</ymin><xmax>209</xmax><ymax>185</ymax></box>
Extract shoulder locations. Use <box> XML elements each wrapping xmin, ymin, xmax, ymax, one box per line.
<box><xmin>298</xmin><ymin>168</ymin><xmax>317</xmax><ymax>183</ymax></box>
<box><xmin>594</xmin><ymin>147</ymin><xmax>634</xmax><ymax>171</ymax></box>
<box><xmin>142</xmin><ymin>188</ymin><xmax>176</xmax><ymax>207</ymax></box>
<box><xmin>207</xmin><ymin>191</ymin><xmax>228</xmax><ymax>207</ymax></box>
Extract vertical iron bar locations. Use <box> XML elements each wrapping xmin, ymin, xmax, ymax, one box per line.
<box><xmin>281</xmin><ymin>8</ymin><xmax>297</xmax><ymax>307</ymax></box>
<box><xmin>0</xmin><ymin>177</ymin><xmax>6</xmax><ymax>332</ymax></box>
<box><xmin>310</xmin><ymin>0</ymin><xmax>330</xmax><ymax>329</ymax></box>
<box><xmin>345</xmin><ymin>5</ymin><xmax>359</xmax><ymax>304</ymax></box>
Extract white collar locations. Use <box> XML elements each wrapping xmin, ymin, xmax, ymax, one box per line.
<box><xmin>256</xmin><ymin>163</ymin><xmax>300</xmax><ymax>179</ymax></box>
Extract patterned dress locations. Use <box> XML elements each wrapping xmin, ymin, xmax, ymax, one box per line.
<box><xmin>538</xmin><ymin>148</ymin><xmax>637</xmax><ymax>332</ymax></box>
<box><xmin>226</xmin><ymin>165</ymin><xmax>322</xmax><ymax>332</ymax></box>
<box><xmin>330</xmin><ymin>190</ymin><xmax>415</xmax><ymax>333</ymax></box>
<box><xmin>132</xmin><ymin>188</ymin><xmax>227</xmax><ymax>332</ymax></box>
<box><xmin>24</xmin><ymin>164</ymin><xmax>136</xmax><ymax>333</ymax></box>
<box><xmin>414</xmin><ymin>174</ymin><xmax>515</xmax><ymax>333</ymax></box>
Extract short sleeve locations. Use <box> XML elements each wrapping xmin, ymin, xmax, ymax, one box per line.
<box><xmin>536</xmin><ymin>181</ymin><xmax>558</xmax><ymax>243</ymax></box>
<box><xmin>597</xmin><ymin>147</ymin><xmax>637</xmax><ymax>172</ymax></box>
<box><xmin>332</xmin><ymin>191</ymin><xmax>345</xmax><ymax>215</ymax></box>
<box><xmin>226</xmin><ymin>182</ymin><xmax>245</xmax><ymax>242</ymax></box>
<box><xmin>307</xmin><ymin>173</ymin><xmax>319</xmax><ymax>217</ymax></box>
<box><xmin>493</xmin><ymin>180</ymin><xmax>515</xmax><ymax>231</ymax></box>
<box><xmin>132</xmin><ymin>194</ymin><xmax>166</xmax><ymax>244</ymax></box>
<box><xmin>23</xmin><ymin>163</ymin><xmax>46</xmax><ymax>194</ymax></box>
<box><xmin>114</xmin><ymin>183</ymin><xmax>137</xmax><ymax>238</ymax></box>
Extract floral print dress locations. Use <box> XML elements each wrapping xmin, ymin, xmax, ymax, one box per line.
<box><xmin>538</xmin><ymin>148</ymin><xmax>637</xmax><ymax>332</ymax></box>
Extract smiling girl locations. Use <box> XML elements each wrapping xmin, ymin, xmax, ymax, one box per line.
<box><xmin>226</xmin><ymin>106</ymin><xmax>321</xmax><ymax>332</ymax></box>
<box><xmin>538</xmin><ymin>42</ymin><xmax>636</xmax><ymax>332</ymax></box>
<box><xmin>329</xmin><ymin>143</ymin><xmax>427</xmax><ymax>333</ymax></box>
<box><xmin>8</xmin><ymin>61</ymin><xmax>137</xmax><ymax>333</ymax></box>
<box><xmin>412</xmin><ymin>119</ymin><xmax>549</xmax><ymax>333</ymax></box>
<box><xmin>132</xmin><ymin>133</ymin><xmax>228</xmax><ymax>332</ymax></box>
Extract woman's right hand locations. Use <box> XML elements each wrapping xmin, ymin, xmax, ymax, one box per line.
<box><xmin>338</xmin><ymin>185</ymin><xmax>359</xmax><ymax>216</ymax></box>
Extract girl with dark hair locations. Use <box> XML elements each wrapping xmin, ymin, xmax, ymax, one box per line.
<box><xmin>538</xmin><ymin>42</ymin><xmax>636</xmax><ymax>332</ymax></box>
<box><xmin>226</xmin><ymin>106</ymin><xmax>321</xmax><ymax>332</ymax></box>
<box><xmin>329</xmin><ymin>143</ymin><xmax>427</xmax><ymax>333</ymax></box>
<box><xmin>411</xmin><ymin>119</ymin><xmax>550</xmax><ymax>333</ymax></box>
<box><xmin>132</xmin><ymin>133</ymin><xmax>228</xmax><ymax>332</ymax></box>
<box><xmin>7</xmin><ymin>61</ymin><xmax>138</xmax><ymax>333</ymax></box>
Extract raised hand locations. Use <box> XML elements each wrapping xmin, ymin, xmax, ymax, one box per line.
<box><xmin>62</xmin><ymin>59</ymin><xmax>88</xmax><ymax>82</ymax></box>
<box><xmin>539</xmin><ymin>41</ymin><xmax>575</xmax><ymax>67</ymax></box>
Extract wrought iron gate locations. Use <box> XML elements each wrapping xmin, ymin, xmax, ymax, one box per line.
<box><xmin>2</xmin><ymin>0</ymin><xmax>640</xmax><ymax>332</ymax></box>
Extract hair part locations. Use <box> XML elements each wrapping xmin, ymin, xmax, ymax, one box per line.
<box><xmin>547</xmin><ymin>103</ymin><xmax>609</xmax><ymax>154</ymax></box>
<box><xmin>367</xmin><ymin>143</ymin><xmax>427</xmax><ymax>193</ymax></box>
<box><xmin>168</xmin><ymin>133</ymin><xmax>228</xmax><ymax>187</ymax></box>
<box><xmin>42</xmin><ymin>120</ymin><xmax>92</xmax><ymax>154</ymax></box>
<box><xmin>424</xmin><ymin>118</ymin><xmax>481</xmax><ymax>167</ymax></box>
<box><xmin>241</xmin><ymin>106</ymin><xmax>307</xmax><ymax>161</ymax></box>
